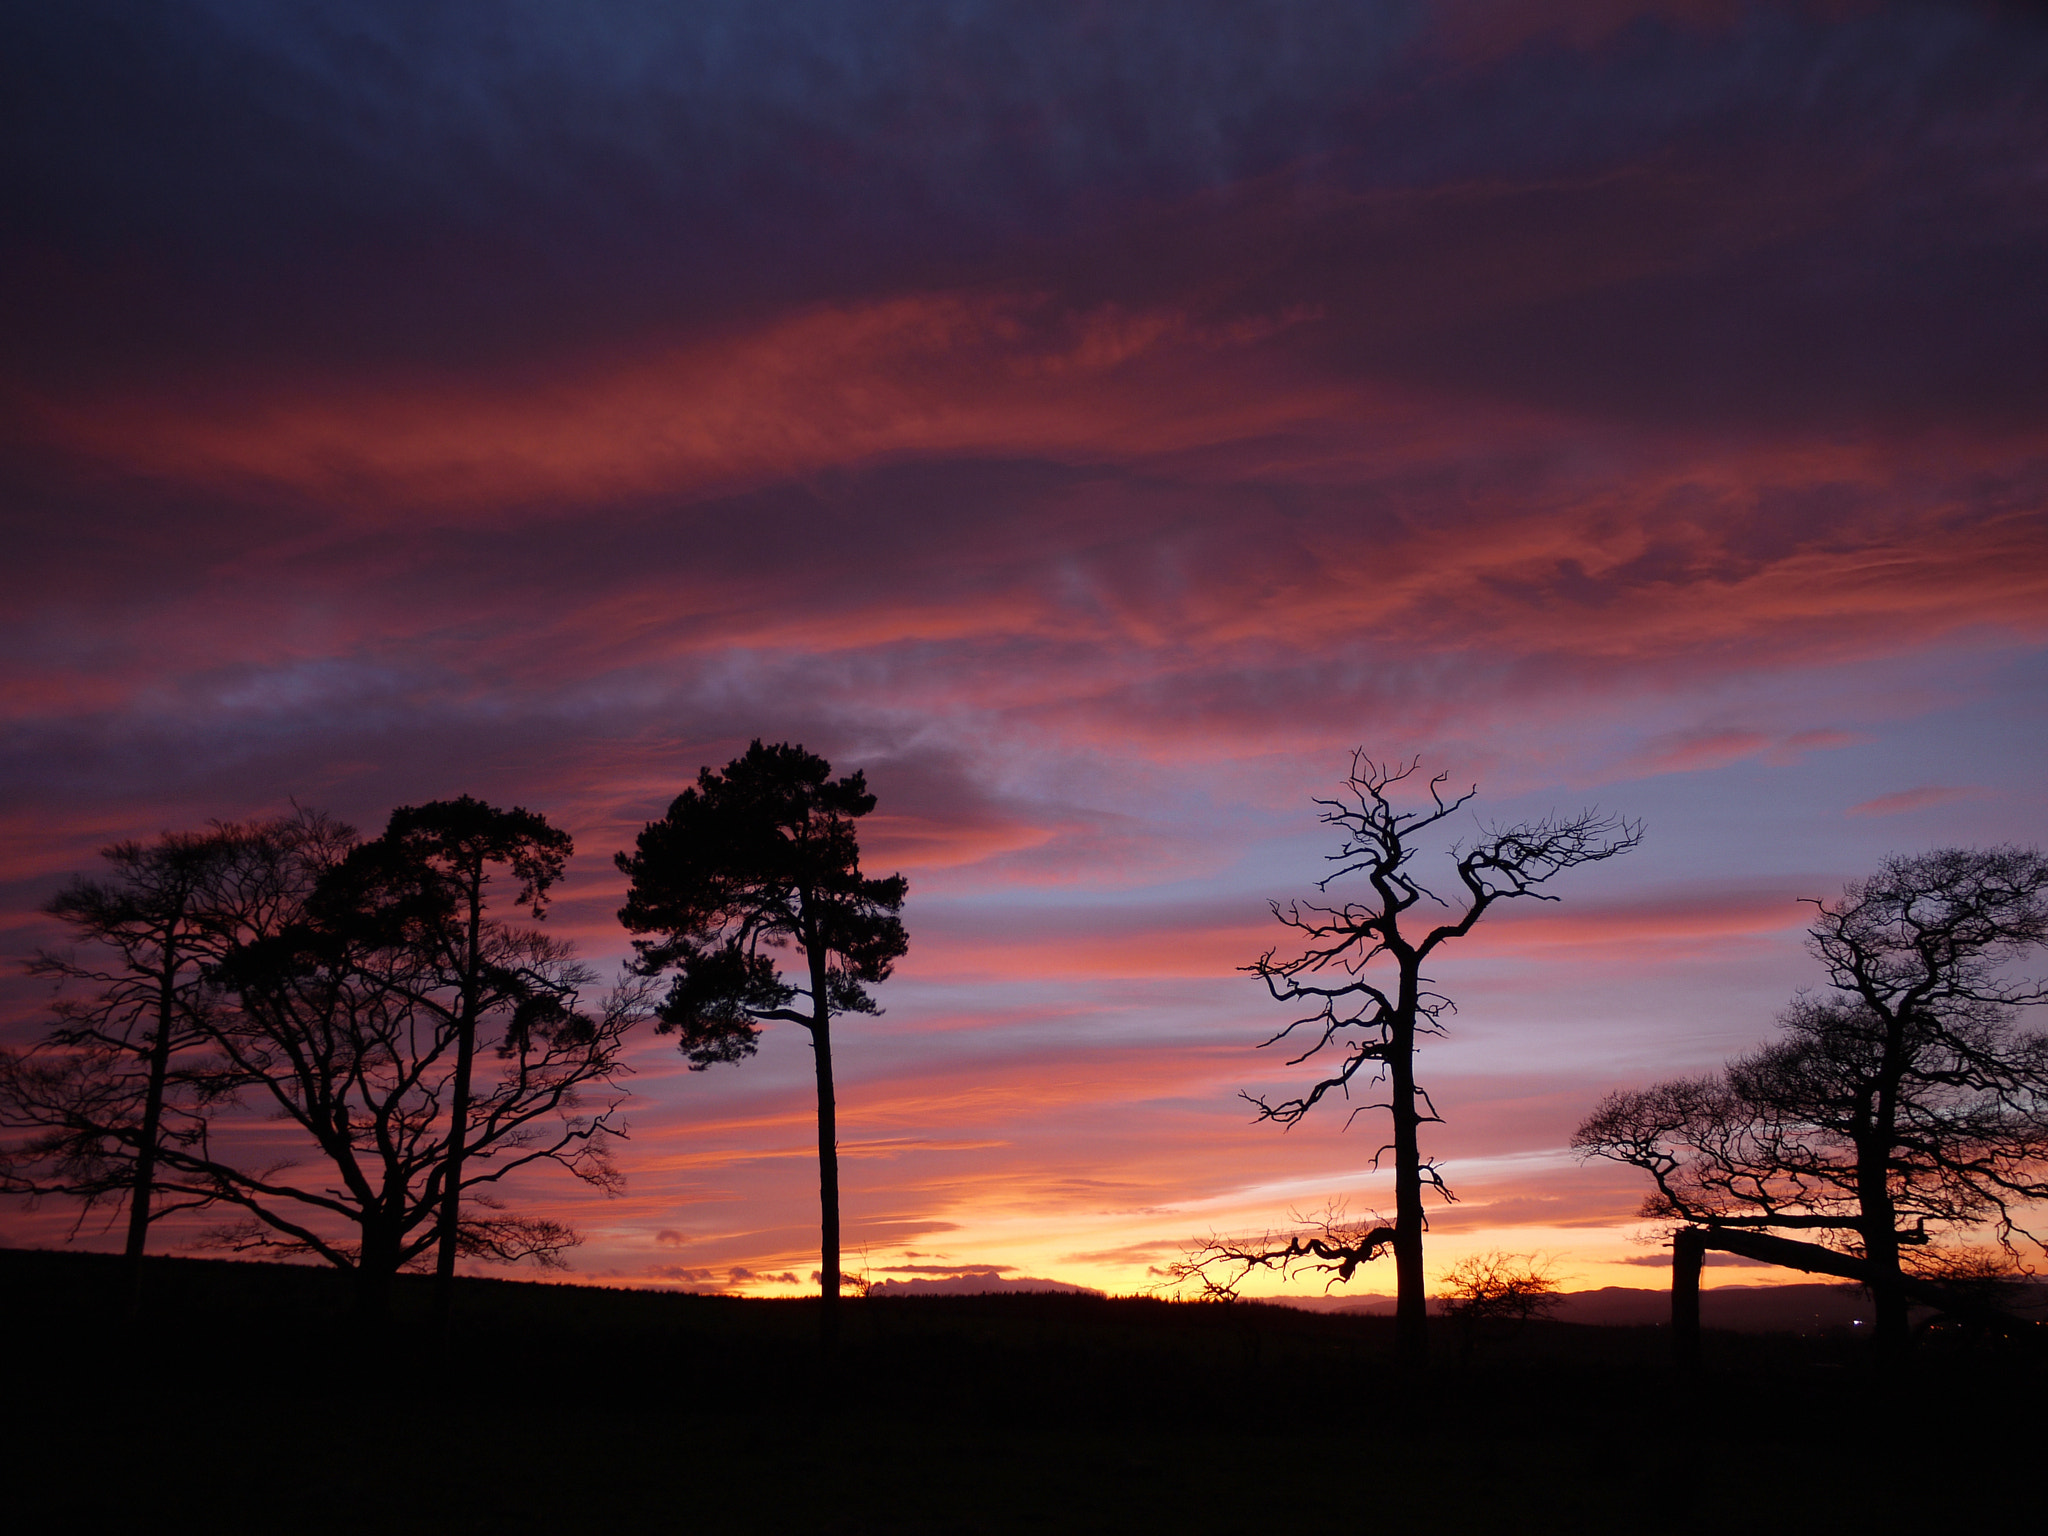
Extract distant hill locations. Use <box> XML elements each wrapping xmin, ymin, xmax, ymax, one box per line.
<box><xmin>867</xmin><ymin>1272</ymin><xmax>1104</xmax><ymax>1297</ymax></box>
<box><xmin>1265</xmin><ymin>1282</ymin><xmax>2048</xmax><ymax>1333</ymax></box>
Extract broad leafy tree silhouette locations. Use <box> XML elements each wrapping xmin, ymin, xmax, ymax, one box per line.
<box><xmin>326</xmin><ymin>796</ymin><xmax>576</xmax><ymax>1329</ymax></box>
<box><xmin>1172</xmin><ymin>754</ymin><xmax>1638</xmax><ymax>1367</ymax></box>
<box><xmin>9</xmin><ymin>804</ymin><xmax>639</xmax><ymax>1321</ymax></box>
<box><xmin>1577</xmin><ymin>846</ymin><xmax>2048</xmax><ymax>1363</ymax></box>
<box><xmin>200</xmin><ymin>800</ymin><xmax>633</xmax><ymax>1318</ymax></box>
<box><xmin>617</xmin><ymin>740</ymin><xmax>908</xmax><ymax>1342</ymax></box>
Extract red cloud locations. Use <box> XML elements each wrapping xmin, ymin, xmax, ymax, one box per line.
<box><xmin>26</xmin><ymin>291</ymin><xmax>1344</xmax><ymax>515</ymax></box>
<box><xmin>9</xmin><ymin>20</ymin><xmax>2046</xmax><ymax>1302</ymax></box>
<box><xmin>1846</xmin><ymin>785</ymin><xmax>1984</xmax><ymax>818</ymax></box>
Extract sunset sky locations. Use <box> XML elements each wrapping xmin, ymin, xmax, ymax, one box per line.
<box><xmin>5</xmin><ymin>0</ymin><xmax>2046</xmax><ymax>1300</ymax></box>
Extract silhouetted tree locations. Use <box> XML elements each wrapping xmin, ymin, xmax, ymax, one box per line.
<box><xmin>1178</xmin><ymin>754</ymin><xmax>1639</xmax><ymax>1366</ymax></box>
<box><xmin>1576</xmin><ymin>846</ymin><xmax>2048</xmax><ymax>1362</ymax></box>
<box><xmin>1437</xmin><ymin>1250</ymin><xmax>1561</xmax><ymax>1354</ymax></box>
<box><xmin>187</xmin><ymin>802</ymin><xmax>635</xmax><ymax>1317</ymax></box>
<box><xmin>617</xmin><ymin>740</ymin><xmax>908</xmax><ymax>1340</ymax></box>
<box><xmin>8</xmin><ymin>804</ymin><xmax>641</xmax><ymax>1320</ymax></box>
<box><xmin>0</xmin><ymin>815</ymin><xmax>329</xmax><ymax>1316</ymax></box>
<box><xmin>322</xmin><ymin>797</ymin><xmax>575</xmax><ymax>1328</ymax></box>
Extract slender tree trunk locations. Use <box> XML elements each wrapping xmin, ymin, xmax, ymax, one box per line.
<box><xmin>809</xmin><ymin>943</ymin><xmax>840</xmax><ymax>1352</ymax></box>
<box><xmin>123</xmin><ymin>940</ymin><xmax>179</xmax><ymax>1321</ymax></box>
<box><xmin>1389</xmin><ymin>992</ymin><xmax>1427</xmax><ymax>1367</ymax></box>
<box><xmin>431</xmin><ymin>1023</ymin><xmax>477</xmax><ymax>1328</ymax></box>
<box><xmin>1671</xmin><ymin>1228</ymin><xmax>1705</xmax><ymax>1371</ymax></box>
<box><xmin>432</xmin><ymin>886</ymin><xmax>485</xmax><ymax>1331</ymax></box>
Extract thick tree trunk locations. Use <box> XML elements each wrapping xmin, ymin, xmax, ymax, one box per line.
<box><xmin>1671</xmin><ymin>1228</ymin><xmax>1705</xmax><ymax>1370</ymax></box>
<box><xmin>1859</xmin><ymin>1077</ymin><xmax>1908</xmax><ymax>1362</ymax></box>
<box><xmin>1389</xmin><ymin>1011</ymin><xmax>1427</xmax><ymax>1368</ymax></box>
<box><xmin>1859</xmin><ymin>1204</ymin><xmax>1908</xmax><ymax>1362</ymax></box>
<box><xmin>1698</xmin><ymin>1226</ymin><xmax>2025</xmax><ymax>1336</ymax></box>
<box><xmin>355</xmin><ymin>1222</ymin><xmax>401</xmax><ymax>1322</ymax></box>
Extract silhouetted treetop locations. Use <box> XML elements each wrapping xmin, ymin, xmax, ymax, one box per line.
<box><xmin>1807</xmin><ymin>844</ymin><xmax>2048</xmax><ymax>1016</ymax></box>
<box><xmin>312</xmin><ymin>795</ymin><xmax>572</xmax><ymax>947</ymax></box>
<box><xmin>617</xmin><ymin>740</ymin><xmax>908</xmax><ymax>1069</ymax></box>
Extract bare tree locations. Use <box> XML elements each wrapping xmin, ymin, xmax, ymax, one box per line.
<box><xmin>1576</xmin><ymin>846</ymin><xmax>2048</xmax><ymax>1362</ymax></box>
<box><xmin>1437</xmin><ymin>1250</ymin><xmax>1562</xmax><ymax>1352</ymax></box>
<box><xmin>0</xmin><ymin>813</ymin><xmax>338</xmax><ymax>1317</ymax></box>
<box><xmin>1180</xmin><ymin>753</ymin><xmax>1639</xmax><ymax>1366</ymax></box>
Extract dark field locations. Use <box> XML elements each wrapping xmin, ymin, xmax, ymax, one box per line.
<box><xmin>4</xmin><ymin>1248</ymin><xmax>2040</xmax><ymax>1535</ymax></box>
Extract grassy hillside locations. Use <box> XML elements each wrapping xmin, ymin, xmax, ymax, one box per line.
<box><xmin>3</xmin><ymin>1247</ymin><xmax>2038</xmax><ymax>1534</ymax></box>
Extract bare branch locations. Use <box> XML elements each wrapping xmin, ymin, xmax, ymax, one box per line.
<box><xmin>1159</xmin><ymin>1205</ymin><xmax>1398</xmax><ymax>1299</ymax></box>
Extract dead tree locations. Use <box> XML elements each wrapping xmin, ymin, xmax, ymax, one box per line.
<box><xmin>1183</xmin><ymin>753</ymin><xmax>1639</xmax><ymax>1366</ymax></box>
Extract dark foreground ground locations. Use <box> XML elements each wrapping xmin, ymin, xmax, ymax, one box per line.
<box><xmin>4</xmin><ymin>1248</ymin><xmax>2041</xmax><ymax>1535</ymax></box>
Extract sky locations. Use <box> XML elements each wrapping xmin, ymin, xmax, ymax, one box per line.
<box><xmin>4</xmin><ymin>0</ymin><xmax>2046</xmax><ymax>1300</ymax></box>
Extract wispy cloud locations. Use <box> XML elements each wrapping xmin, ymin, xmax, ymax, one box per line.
<box><xmin>5</xmin><ymin>0</ymin><xmax>2045</xmax><ymax>1299</ymax></box>
<box><xmin>1846</xmin><ymin>785</ymin><xmax>1985</xmax><ymax>818</ymax></box>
